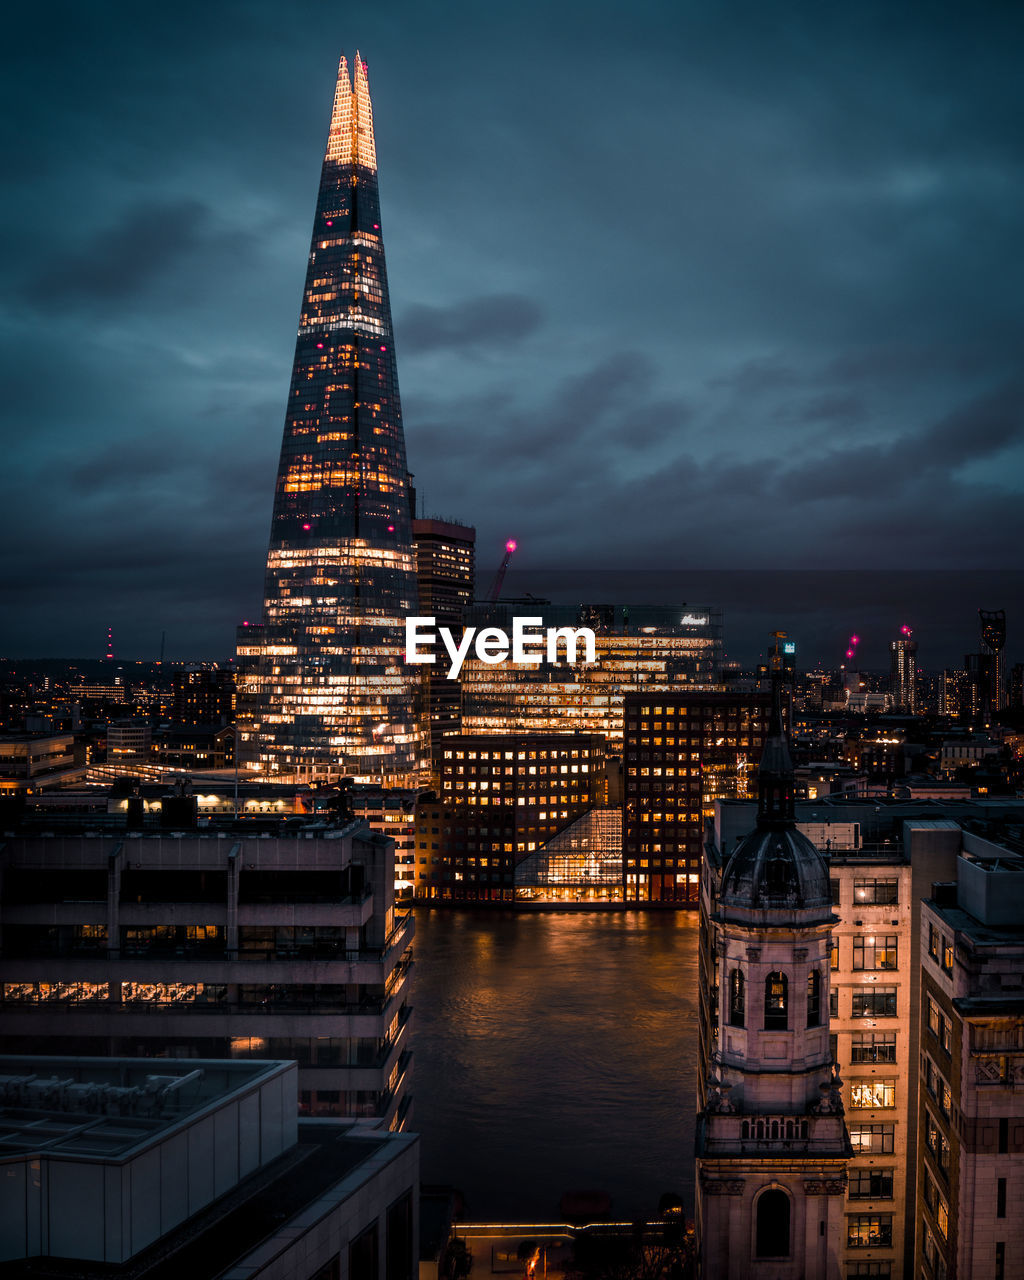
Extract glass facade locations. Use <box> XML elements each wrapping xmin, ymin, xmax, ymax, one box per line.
<box><xmin>237</xmin><ymin>54</ymin><xmax>419</xmax><ymax>782</ymax></box>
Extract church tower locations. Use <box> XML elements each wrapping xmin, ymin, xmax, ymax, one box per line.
<box><xmin>696</xmin><ymin>675</ymin><xmax>850</xmax><ymax>1278</ymax></box>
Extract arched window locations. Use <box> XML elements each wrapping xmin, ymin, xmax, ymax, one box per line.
<box><xmin>756</xmin><ymin>1188</ymin><xmax>791</xmax><ymax>1257</ymax></box>
<box><xmin>807</xmin><ymin>969</ymin><xmax>821</xmax><ymax>1027</ymax></box>
<box><xmin>764</xmin><ymin>971</ymin><xmax>788</xmax><ymax>1029</ymax></box>
<box><xmin>729</xmin><ymin>969</ymin><xmax>745</xmax><ymax>1027</ymax></box>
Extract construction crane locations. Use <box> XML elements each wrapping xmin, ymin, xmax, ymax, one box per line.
<box><xmin>487</xmin><ymin>539</ymin><xmax>518</xmax><ymax>603</ymax></box>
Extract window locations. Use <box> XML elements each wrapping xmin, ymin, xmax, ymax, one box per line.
<box><xmin>830</xmin><ymin>989</ymin><xmax>839</xmax><ymax>1018</ymax></box>
<box><xmin>853</xmin><ymin>878</ymin><xmax>898</xmax><ymax>905</ymax></box>
<box><xmin>847</xmin><ymin>1215</ymin><xmax>892</xmax><ymax>1248</ymax></box>
<box><xmin>831</xmin><ymin>939</ymin><xmax>839</xmax><ymax>970</ymax></box>
<box><xmin>848</xmin><ymin>1168</ymin><xmax>894</xmax><ymax>1200</ymax></box>
<box><xmin>852</xmin><ymin>935</ymin><xmax>898</xmax><ymax>971</ymax></box>
<box><xmin>851</xmin><ymin>1032</ymin><xmax>896</xmax><ymax>1063</ymax></box>
<box><xmin>729</xmin><ymin>969</ymin><xmax>745</xmax><ymax>1027</ymax></box>
<box><xmin>764</xmin><ymin>972</ymin><xmax>788</xmax><ymax>1030</ymax></box>
<box><xmin>927</xmin><ymin>999</ymin><xmax>952</xmax><ymax>1054</ymax></box>
<box><xmin>756</xmin><ymin>1189</ymin><xmax>790</xmax><ymax>1257</ymax></box>
<box><xmin>850</xmin><ymin>1079</ymin><xmax>896</xmax><ymax>1109</ymax></box>
<box><xmin>928</xmin><ymin>923</ymin><xmax>940</xmax><ymax>961</ymax></box>
<box><xmin>997</xmin><ymin>1178</ymin><xmax>1006</xmax><ymax>1219</ymax></box>
<box><xmin>847</xmin><ymin>1265</ymin><xmax>892</xmax><ymax>1278</ymax></box>
<box><xmin>831</xmin><ymin>878</ymin><xmax>841</xmax><ymax>905</ymax></box>
<box><xmin>848</xmin><ymin>1123</ymin><xmax>895</xmax><ymax>1154</ymax></box>
<box><xmin>851</xmin><ymin>987</ymin><xmax>897</xmax><ymax>1018</ymax></box>
<box><xmin>350</xmin><ymin>1224</ymin><xmax>378</xmax><ymax>1280</ymax></box>
<box><xmin>942</xmin><ymin>939</ymin><xmax>953</xmax><ymax>974</ymax></box>
<box><xmin>925</xmin><ymin>1110</ymin><xmax>950</xmax><ymax>1176</ymax></box>
<box><xmin>807</xmin><ymin>970</ymin><xmax>821</xmax><ymax>1027</ymax></box>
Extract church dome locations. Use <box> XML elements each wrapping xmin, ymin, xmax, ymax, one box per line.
<box><xmin>720</xmin><ymin>825</ymin><xmax>832</xmax><ymax>911</ymax></box>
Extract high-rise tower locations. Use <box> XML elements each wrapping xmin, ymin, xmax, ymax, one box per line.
<box><xmin>237</xmin><ymin>54</ymin><xmax>420</xmax><ymax>783</ymax></box>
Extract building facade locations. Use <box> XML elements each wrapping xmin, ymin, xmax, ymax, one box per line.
<box><xmin>916</xmin><ymin>844</ymin><xmax>1024</xmax><ymax>1280</ymax></box>
<box><xmin>0</xmin><ymin>822</ymin><xmax>413</xmax><ymax>1129</ymax></box>
<box><xmin>624</xmin><ymin>691</ymin><xmax>770</xmax><ymax>904</ymax></box>
<box><xmin>412</xmin><ymin>518</ymin><xmax>475</xmax><ymax>771</ymax></box>
<box><xmin>890</xmin><ymin>634</ymin><xmax>918</xmax><ymax>715</ymax></box>
<box><xmin>236</xmin><ymin>53</ymin><xmax>419</xmax><ymax>784</ymax></box>
<box><xmin>696</xmin><ymin>690</ymin><xmax>850</xmax><ymax>1278</ymax></box>
<box><xmin>459</xmin><ymin>604</ymin><xmax>722</xmax><ymax>747</ymax></box>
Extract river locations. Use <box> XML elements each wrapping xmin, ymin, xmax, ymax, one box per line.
<box><xmin>409</xmin><ymin>907</ymin><xmax>701</xmax><ymax>1222</ymax></box>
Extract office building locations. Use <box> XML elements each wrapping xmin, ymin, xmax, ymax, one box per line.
<box><xmin>424</xmin><ymin>734</ymin><xmax>606</xmax><ymax>901</ymax></box>
<box><xmin>0</xmin><ymin>820</ymin><xmax>413</xmax><ymax>1129</ymax></box>
<box><xmin>236</xmin><ymin>53</ymin><xmax>419</xmax><ymax>784</ymax></box>
<box><xmin>623</xmin><ymin>690</ymin><xmax>770</xmax><ymax>904</ymax></box>
<box><xmin>0</xmin><ymin>1055</ymin><xmax>418</xmax><ymax>1279</ymax></box>
<box><xmin>916</xmin><ymin>844</ymin><xmax>1024</xmax><ymax>1280</ymax></box>
<box><xmin>171</xmin><ymin>665</ymin><xmax>235</xmax><ymax>725</ymax></box>
<box><xmin>412</xmin><ymin>518</ymin><xmax>475</xmax><ymax>769</ymax></box>
<box><xmin>460</xmin><ymin>604</ymin><xmax>722</xmax><ymax>748</ymax></box>
<box><xmin>979</xmin><ymin>608</ymin><xmax>1007</xmax><ymax>712</ymax></box>
<box><xmin>890</xmin><ymin>630</ymin><xmax>918</xmax><ymax>714</ymax></box>
<box><xmin>696</xmin><ymin>684</ymin><xmax>850</xmax><ymax>1278</ymax></box>
<box><xmin>0</xmin><ymin>733</ymin><xmax>77</xmax><ymax>794</ymax></box>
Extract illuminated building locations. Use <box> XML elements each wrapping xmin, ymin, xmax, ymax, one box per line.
<box><xmin>624</xmin><ymin>691</ymin><xmax>770</xmax><ymax>904</ymax></box>
<box><xmin>890</xmin><ymin>630</ymin><xmax>918</xmax><ymax>714</ymax></box>
<box><xmin>916</xmin><ymin>849</ymin><xmax>1024</xmax><ymax>1280</ymax></box>
<box><xmin>171</xmin><ymin>665</ymin><xmax>234</xmax><ymax>725</ymax></box>
<box><xmin>979</xmin><ymin>608</ymin><xmax>1007</xmax><ymax>712</ymax></box>
<box><xmin>0</xmin><ymin>733</ymin><xmax>77</xmax><ymax>794</ymax></box>
<box><xmin>348</xmin><ymin>783</ymin><xmax>419</xmax><ymax>899</ymax></box>
<box><xmin>424</xmin><ymin>734</ymin><xmax>606</xmax><ymax>901</ymax></box>
<box><xmin>696</xmin><ymin>682</ymin><xmax>850</xmax><ymax>1277</ymax></box>
<box><xmin>236</xmin><ymin>53</ymin><xmax>419</xmax><ymax>784</ymax></box>
<box><xmin>0</xmin><ymin>1054</ymin><xmax>418</xmax><ymax>1277</ymax></box>
<box><xmin>459</xmin><ymin>604</ymin><xmax>722</xmax><ymax>747</ymax></box>
<box><xmin>0</xmin><ymin>823</ymin><xmax>414</xmax><ymax>1128</ymax></box>
<box><xmin>412</xmin><ymin>518</ymin><xmax>475</xmax><ymax>768</ymax></box>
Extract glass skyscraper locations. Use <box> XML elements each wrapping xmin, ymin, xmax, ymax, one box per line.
<box><xmin>237</xmin><ymin>54</ymin><xmax>419</xmax><ymax>782</ymax></box>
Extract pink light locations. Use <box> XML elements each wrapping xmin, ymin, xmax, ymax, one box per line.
<box><xmin>373</xmin><ymin>223</ymin><xmax>379</xmax><ymax>229</ymax></box>
<box><xmin>326</xmin><ymin>219</ymin><xmax>333</xmax><ymax>226</ymax></box>
<box><xmin>901</xmin><ymin>624</ymin><xmax>912</xmax><ymax>636</ymax></box>
<box><xmin>243</xmin><ymin>621</ymin><xmax>249</xmax><ymax>627</ymax></box>
<box><xmin>316</xmin><ymin>342</ymin><xmax>324</xmax><ymax>349</ymax></box>
<box><xmin>846</xmin><ymin>649</ymin><xmax>855</xmax><ymax>660</ymax></box>
<box><xmin>850</xmin><ymin>634</ymin><xmax>860</xmax><ymax>645</ymax></box>
<box><xmin>387</xmin><ymin>524</ymin><xmax>395</xmax><ymax>532</ymax></box>
<box><xmin>505</xmin><ymin>539</ymin><xmax>518</xmax><ymax>554</ymax></box>
<box><xmin>302</xmin><ymin>523</ymin><xmax>311</xmax><ymax>531</ymax></box>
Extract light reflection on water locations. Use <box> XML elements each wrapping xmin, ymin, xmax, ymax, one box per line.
<box><xmin>410</xmin><ymin>908</ymin><xmax>700</xmax><ymax>1220</ymax></box>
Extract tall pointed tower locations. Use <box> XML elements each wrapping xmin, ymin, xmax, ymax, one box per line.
<box><xmin>237</xmin><ymin>53</ymin><xmax>420</xmax><ymax>783</ymax></box>
<box><xmin>696</xmin><ymin>677</ymin><xmax>850</xmax><ymax>1278</ymax></box>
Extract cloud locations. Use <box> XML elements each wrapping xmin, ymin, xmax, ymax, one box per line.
<box><xmin>398</xmin><ymin>294</ymin><xmax>543</xmax><ymax>354</ymax></box>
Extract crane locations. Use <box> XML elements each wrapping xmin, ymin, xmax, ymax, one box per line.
<box><xmin>487</xmin><ymin>539</ymin><xmax>518</xmax><ymax>603</ymax></box>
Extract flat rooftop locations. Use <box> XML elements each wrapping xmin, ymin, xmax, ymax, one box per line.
<box><xmin>0</xmin><ymin>1057</ymin><xmax>285</xmax><ymax>1161</ymax></box>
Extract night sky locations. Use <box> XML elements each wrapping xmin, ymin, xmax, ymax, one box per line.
<box><xmin>2</xmin><ymin>1</ymin><xmax>1022</xmax><ymax>668</ymax></box>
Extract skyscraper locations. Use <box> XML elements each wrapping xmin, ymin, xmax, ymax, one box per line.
<box><xmin>237</xmin><ymin>54</ymin><xmax>419</xmax><ymax>783</ymax></box>
<box><xmin>890</xmin><ymin>628</ymin><xmax>918</xmax><ymax>714</ymax></box>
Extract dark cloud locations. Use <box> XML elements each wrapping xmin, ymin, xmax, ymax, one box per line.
<box><xmin>1</xmin><ymin>0</ymin><xmax>1023</xmax><ymax>661</ymax></box>
<box><xmin>398</xmin><ymin>294</ymin><xmax>543</xmax><ymax>354</ymax></box>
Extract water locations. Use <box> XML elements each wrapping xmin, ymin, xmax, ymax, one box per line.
<box><xmin>410</xmin><ymin>908</ymin><xmax>700</xmax><ymax>1222</ymax></box>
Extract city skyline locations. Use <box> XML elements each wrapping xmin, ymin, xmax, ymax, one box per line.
<box><xmin>2</xmin><ymin>2</ymin><xmax>1023</xmax><ymax>661</ymax></box>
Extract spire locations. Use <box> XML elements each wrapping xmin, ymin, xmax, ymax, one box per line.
<box><xmin>326</xmin><ymin>54</ymin><xmax>353</xmax><ymax>162</ymax></box>
<box><xmin>757</xmin><ymin>672</ymin><xmax>796</xmax><ymax>829</ymax></box>
<box><xmin>353</xmin><ymin>51</ymin><xmax>377</xmax><ymax>171</ymax></box>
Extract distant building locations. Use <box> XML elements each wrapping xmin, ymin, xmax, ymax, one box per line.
<box><xmin>0</xmin><ymin>1054</ymin><xmax>418</xmax><ymax>1278</ymax></box>
<box><xmin>891</xmin><ymin>634</ymin><xmax>918</xmax><ymax>714</ymax></box>
<box><xmin>979</xmin><ymin>608</ymin><xmax>1007</xmax><ymax>712</ymax></box>
<box><xmin>0</xmin><ymin>733</ymin><xmax>77</xmax><ymax>793</ymax></box>
<box><xmin>916</xmin><ymin>841</ymin><xmax>1024</xmax><ymax>1280</ymax></box>
<box><xmin>623</xmin><ymin>690</ymin><xmax>770</xmax><ymax>904</ymax></box>
<box><xmin>412</xmin><ymin>518</ymin><xmax>475</xmax><ymax>770</ymax></box>
<box><xmin>459</xmin><ymin>604</ymin><xmax>722</xmax><ymax>748</ymax></box>
<box><xmin>171</xmin><ymin>665</ymin><xmax>235</xmax><ymax>725</ymax></box>
<box><xmin>426</xmin><ymin>734</ymin><xmax>605</xmax><ymax>901</ymax></box>
<box><xmin>0</xmin><ymin>822</ymin><xmax>413</xmax><ymax>1128</ymax></box>
<box><xmin>106</xmin><ymin>720</ymin><xmax>152</xmax><ymax>762</ymax></box>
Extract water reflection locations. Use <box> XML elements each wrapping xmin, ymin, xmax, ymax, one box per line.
<box><xmin>411</xmin><ymin>908</ymin><xmax>699</xmax><ymax>1220</ymax></box>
